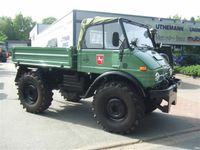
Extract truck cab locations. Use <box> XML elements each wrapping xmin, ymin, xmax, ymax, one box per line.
<box><xmin>78</xmin><ymin>17</ymin><xmax>171</xmax><ymax>88</ymax></box>
<box><xmin>77</xmin><ymin>17</ymin><xmax>179</xmax><ymax>111</ymax></box>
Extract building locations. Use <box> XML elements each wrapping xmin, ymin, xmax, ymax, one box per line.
<box><xmin>6</xmin><ymin>40</ymin><xmax>31</xmax><ymax>51</ymax></box>
<box><xmin>29</xmin><ymin>10</ymin><xmax>200</xmax><ymax>65</ymax></box>
<box><xmin>29</xmin><ymin>24</ymin><xmax>50</xmax><ymax>44</ymax></box>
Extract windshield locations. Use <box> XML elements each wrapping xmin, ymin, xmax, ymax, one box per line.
<box><xmin>123</xmin><ymin>21</ymin><xmax>153</xmax><ymax>49</ymax></box>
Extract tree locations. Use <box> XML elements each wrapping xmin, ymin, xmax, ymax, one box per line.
<box><xmin>0</xmin><ymin>16</ymin><xmax>15</xmax><ymax>40</ymax></box>
<box><xmin>13</xmin><ymin>13</ymin><xmax>36</xmax><ymax>40</ymax></box>
<box><xmin>0</xmin><ymin>14</ymin><xmax>35</xmax><ymax>41</ymax></box>
<box><xmin>190</xmin><ymin>17</ymin><xmax>195</xmax><ymax>22</ymax></box>
<box><xmin>0</xmin><ymin>32</ymin><xmax>7</xmax><ymax>41</ymax></box>
<box><xmin>42</xmin><ymin>17</ymin><xmax>57</xmax><ymax>25</ymax></box>
<box><xmin>196</xmin><ymin>16</ymin><xmax>200</xmax><ymax>23</ymax></box>
<box><xmin>169</xmin><ymin>14</ymin><xmax>182</xmax><ymax>20</ymax></box>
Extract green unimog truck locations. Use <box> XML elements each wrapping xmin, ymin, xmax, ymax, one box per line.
<box><xmin>12</xmin><ymin>17</ymin><xmax>180</xmax><ymax>134</ymax></box>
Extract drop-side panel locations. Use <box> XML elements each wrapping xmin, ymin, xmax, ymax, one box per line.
<box><xmin>12</xmin><ymin>47</ymin><xmax>73</xmax><ymax>69</ymax></box>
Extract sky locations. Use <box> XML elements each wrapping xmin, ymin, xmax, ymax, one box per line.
<box><xmin>0</xmin><ymin>0</ymin><xmax>199</xmax><ymax>22</ymax></box>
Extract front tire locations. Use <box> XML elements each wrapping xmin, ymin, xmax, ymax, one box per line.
<box><xmin>18</xmin><ymin>71</ymin><xmax>53</xmax><ymax>113</ymax></box>
<box><xmin>93</xmin><ymin>81</ymin><xmax>145</xmax><ymax>134</ymax></box>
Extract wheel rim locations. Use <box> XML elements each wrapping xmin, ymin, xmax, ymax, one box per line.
<box><xmin>106</xmin><ymin>98</ymin><xmax>127</xmax><ymax>120</ymax></box>
<box><xmin>23</xmin><ymin>83</ymin><xmax>38</xmax><ymax>104</ymax></box>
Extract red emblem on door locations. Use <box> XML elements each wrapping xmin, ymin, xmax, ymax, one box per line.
<box><xmin>96</xmin><ymin>54</ymin><xmax>104</xmax><ymax>65</ymax></box>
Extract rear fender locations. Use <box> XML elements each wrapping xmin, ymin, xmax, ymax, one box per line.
<box><xmin>15</xmin><ymin>66</ymin><xmax>30</xmax><ymax>83</ymax></box>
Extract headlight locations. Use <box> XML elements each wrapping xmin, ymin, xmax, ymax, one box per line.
<box><xmin>155</xmin><ymin>72</ymin><xmax>160</xmax><ymax>82</ymax></box>
<box><xmin>169</xmin><ymin>67</ymin><xmax>173</xmax><ymax>76</ymax></box>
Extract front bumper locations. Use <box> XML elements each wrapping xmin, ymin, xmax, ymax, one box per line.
<box><xmin>149</xmin><ymin>78</ymin><xmax>181</xmax><ymax>113</ymax></box>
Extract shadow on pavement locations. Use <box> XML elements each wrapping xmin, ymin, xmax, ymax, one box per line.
<box><xmin>38</xmin><ymin>99</ymin><xmax>200</xmax><ymax>149</ymax></box>
<box><xmin>0</xmin><ymin>93</ymin><xmax>7</xmax><ymax>100</ymax></box>
<box><xmin>41</xmin><ymin>100</ymin><xmax>100</xmax><ymax>129</ymax></box>
<box><xmin>179</xmin><ymin>82</ymin><xmax>200</xmax><ymax>90</ymax></box>
<box><xmin>0</xmin><ymin>82</ymin><xmax>7</xmax><ymax>100</ymax></box>
<box><xmin>0</xmin><ymin>82</ymin><xmax>4</xmax><ymax>89</ymax></box>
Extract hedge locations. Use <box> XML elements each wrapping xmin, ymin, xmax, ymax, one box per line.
<box><xmin>174</xmin><ymin>65</ymin><xmax>200</xmax><ymax>77</ymax></box>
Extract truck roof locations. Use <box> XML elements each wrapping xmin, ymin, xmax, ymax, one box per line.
<box><xmin>77</xmin><ymin>16</ymin><xmax>149</xmax><ymax>50</ymax></box>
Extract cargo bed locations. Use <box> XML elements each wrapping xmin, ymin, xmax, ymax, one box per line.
<box><xmin>12</xmin><ymin>47</ymin><xmax>73</xmax><ymax>69</ymax></box>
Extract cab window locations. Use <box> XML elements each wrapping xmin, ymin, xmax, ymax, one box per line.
<box><xmin>104</xmin><ymin>22</ymin><xmax>125</xmax><ymax>49</ymax></box>
<box><xmin>82</xmin><ymin>22</ymin><xmax>126</xmax><ymax>50</ymax></box>
<box><xmin>82</xmin><ymin>25</ymin><xmax>103</xmax><ymax>49</ymax></box>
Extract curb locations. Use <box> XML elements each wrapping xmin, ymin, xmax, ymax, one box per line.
<box><xmin>78</xmin><ymin>127</ymin><xmax>200</xmax><ymax>150</ymax></box>
<box><xmin>175</xmin><ymin>73</ymin><xmax>200</xmax><ymax>80</ymax></box>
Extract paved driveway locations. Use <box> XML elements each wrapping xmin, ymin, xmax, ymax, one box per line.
<box><xmin>0</xmin><ymin>62</ymin><xmax>199</xmax><ymax>150</ymax></box>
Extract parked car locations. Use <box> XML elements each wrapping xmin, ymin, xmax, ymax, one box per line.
<box><xmin>174</xmin><ymin>54</ymin><xmax>200</xmax><ymax>66</ymax></box>
<box><xmin>0</xmin><ymin>48</ymin><xmax>7</xmax><ymax>62</ymax></box>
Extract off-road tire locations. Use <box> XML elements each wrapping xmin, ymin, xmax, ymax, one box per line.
<box><xmin>59</xmin><ymin>89</ymin><xmax>81</xmax><ymax>102</ymax></box>
<box><xmin>92</xmin><ymin>81</ymin><xmax>145</xmax><ymax>134</ymax></box>
<box><xmin>18</xmin><ymin>71</ymin><xmax>53</xmax><ymax>113</ymax></box>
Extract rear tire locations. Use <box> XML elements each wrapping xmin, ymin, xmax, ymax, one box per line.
<box><xmin>93</xmin><ymin>81</ymin><xmax>145</xmax><ymax>134</ymax></box>
<box><xmin>18</xmin><ymin>71</ymin><xmax>53</xmax><ymax>113</ymax></box>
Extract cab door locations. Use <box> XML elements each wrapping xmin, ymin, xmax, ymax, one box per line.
<box><xmin>78</xmin><ymin>22</ymin><xmax>125</xmax><ymax>74</ymax></box>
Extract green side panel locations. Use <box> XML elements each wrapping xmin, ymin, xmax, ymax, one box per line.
<box><xmin>78</xmin><ymin>49</ymin><xmax>120</xmax><ymax>73</ymax></box>
<box><xmin>12</xmin><ymin>47</ymin><xmax>74</xmax><ymax>69</ymax></box>
<box><xmin>133</xmin><ymin>50</ymin><xmax>161</xmax><ymax>70</ymax></box>
<box><xmin>121</xmin><ymin>52</ymin><xmax>156</xmax><ymax>88</ymax></box>
<box><xmin>78</xmin><ymin>48</ymin><xmax>160</xmax><ymax>88</ymax></box>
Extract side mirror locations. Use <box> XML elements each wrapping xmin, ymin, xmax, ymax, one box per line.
<box><xmin>112</xmin><ymin>32</ymin><xmax>119</xmax><ymax>47</ymax></box>
<box><xmin>150</xmin><ymin>28</ymin><xmax>157</xmax><ymax>35</ymax></box>
<box><xmin>156</xmin><ymin>43</ymin><xmax>162</xmax><ymax>49</ymax></box>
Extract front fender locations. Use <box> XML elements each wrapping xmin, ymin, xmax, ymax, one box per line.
<box><xmin>84</xmin><ymin>71</ymin><xmax>146</xmax><ymax>98</ymax></box>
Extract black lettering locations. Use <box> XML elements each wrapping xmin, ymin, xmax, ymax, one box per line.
<box><xmin>156</xmin><ymin>24</ymin><xmax>184</xmax><ymax>31</ymax></box>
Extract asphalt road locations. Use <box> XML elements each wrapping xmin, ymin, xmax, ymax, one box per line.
<box><xmin>0</xmin><ymin>62</ymin><xmax>200</xmax><ymax>150</ymax></box>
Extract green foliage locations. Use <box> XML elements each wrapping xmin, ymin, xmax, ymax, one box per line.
<box><xmin>42</xmin><ymin>17</ymin><xmax>57</xmax><ymax>25</ymax></box>
<box><xmin>0</xmin><ymin>32</ymin><xmax>7</xmax><ymax>41</ymax></box>
<box><xmin>169</xmin><ymin>15</ymin><xmax>200</xmax><ymax>22</ymax></box>
<box><xmin>0</xmin><ymin>13</ymin><xmax>35</xmax><ymax>41</ymax></box>
<box><xmin>190</xmin><ymin>17</ymin><xmax>195</xmax><ymax>22</ymax></box>
<box><xmin>169</xmin><ymin>14</ymin><xmax>182</xmax><ymax>20</ymax></box>
<box><xmin>174</xmin><ymin>65</ymin><xmax>200</xmax><ymax>77</ymax></box>
<box><xmin>0</xmin><ymin>16</ymin><xmax>15</xmax><ymax>40</ymax></box>
<box><xmin>196</xmin><ymin>16</ymin><xmax>200</xmax><ymax>23</ymax></box>
<box><xmin>13</xmin><ymin>13</ymin><xmax>36</xmax><ymax>40</ymax></box>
